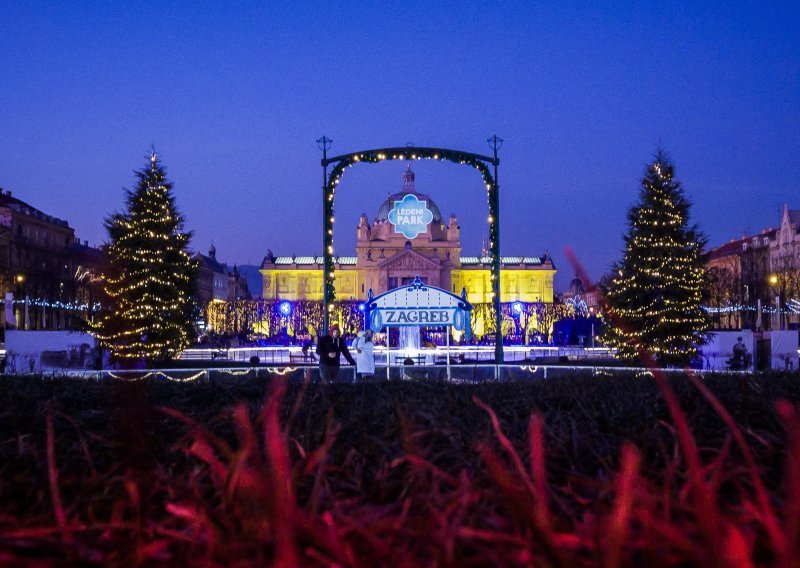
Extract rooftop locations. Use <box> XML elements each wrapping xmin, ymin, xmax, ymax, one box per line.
<box><xmin>707</xmin><ymin>228</ymin><xmax>776</xmax><ymax>261</ymax></box>
<box><xmin>374</xmin><ymin>165</ymin><xmax>444</xmax><ymax>224</ymax></box>
<box><xmin>263</xmin><ymin>255</ymin><xmax>548</xmax><ymax>267</ymax></box>
<box><xmin>0</xmin><ymin>189</ymin><xmax>71</xmax><ymax>228</ymax></box>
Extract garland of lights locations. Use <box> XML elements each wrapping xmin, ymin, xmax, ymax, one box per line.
<box><xmin>205</xmin><ymin>299</ymin><xmax>578</xmax><ymax>343</ymax></box>
<box><xmin>91</xmin><ymin>152</ymin><xmax>198</xmax><ymax>362</ymax></box>
<box><xmin>602</xmin><ymin>153</ymin><xmax>711</xmax><ymax>363</ymax></box>
<box><xmin>320</xmin><ymin>147</ymin><xmax>501</xmax><ymax>345</ymax></box>
<box><xmin>0</xmin><ymin>299</ymin><xmax>100</xmax><ymax>312</ymax></box>
<box><xmin>702</xmin><ymin>304</ymin><xmax>785</xmax><ymax>315</ymax></box>
<box><xmin>206</xmin><ymin>299</ymin><xmax>366</xmax><ymax>338</ymax></box>
<box><xmin>565</xmin><ymin>296</ymin><xmax>589</xmax><ymax>317</ymax></box>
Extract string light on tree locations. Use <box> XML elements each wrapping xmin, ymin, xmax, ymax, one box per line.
<box><xmin>92</xmin><ymin>150</ymin><xmax>198</xmax><ymax>364</ymax></box>
<box><xmin>602</xmin><ymin>149</ymin><xmax>710</xmax><ymax>364</ymax></box>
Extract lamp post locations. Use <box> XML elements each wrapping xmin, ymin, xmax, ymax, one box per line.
<box><xmin>769</xmin><ymin>274</ymin><xmax>781</xmax><ymax>330</ymax></box>
<box><xmin>14</xmin><ymin>274</ymin><xmax>24</xmax><ymax>330</ymax></box>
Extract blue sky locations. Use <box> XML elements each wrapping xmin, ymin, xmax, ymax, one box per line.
<box><xmin>1</xmin><ymin>1</ymin><xmax>798</xmax><ymax>290</ymax></box>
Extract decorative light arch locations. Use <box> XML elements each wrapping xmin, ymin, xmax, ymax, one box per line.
<box><xmin>317</xmin><ymin>137</ymin><xmax>504</xmax><ymax>362</ymax></box>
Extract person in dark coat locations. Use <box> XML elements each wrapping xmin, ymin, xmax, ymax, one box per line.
<box><xmin>316</xmin><ymin>323</ymin><xmax>355</xmax><ymax>382</ymax></box>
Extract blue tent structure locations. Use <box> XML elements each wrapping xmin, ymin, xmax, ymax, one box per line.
<box><xmin>552</xmin><ymin>315</ymin><xmax>604</xmax><ymax>346</ymax></box>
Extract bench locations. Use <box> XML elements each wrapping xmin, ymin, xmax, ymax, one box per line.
<box><xmin>394</xmin><ymin>354</ymin><xmax>426</xmax><ymax>365</ymax></box>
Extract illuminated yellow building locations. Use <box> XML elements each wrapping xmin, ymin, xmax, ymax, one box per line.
<box><xmin>260</xmin><ymin>166</ymin><xmax>555</xmax><ymax>304</ymax></box>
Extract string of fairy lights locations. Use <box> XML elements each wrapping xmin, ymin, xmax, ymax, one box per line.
<box><xmin>69</xmin><ymin>149</ymin><xmax>785</xmax><ymax>364</ymax></box>
<box><xmin>320</xmin><ymin>147</ymin><xmax>501</xmax><ymax>333</ymax></box>
<box><xmin>602</xmin><ymin>153</ymin><xmax>710</xmax><ymax>361</ymax></box>
<box><xmin>204</xmin><ymin>298</ymin><xmax>579</xmax><ymax>340</ymax></box>
<box><xmin>91</xmin><ymin>152</ymin><xmax>197</xmax><ymax>361</ymax></box>
<box><xmin>0</xmin><ymin>298</ymin><xmax>99</xmax><ymax>311</ymax></box>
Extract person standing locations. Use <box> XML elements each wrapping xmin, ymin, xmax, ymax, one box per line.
<box><xmin>352</xmin><ymin>330</ymin><xmax>375</xmax><ymax>380</ymax></box>
<box><xmin>731</xmin><ymin>336</ymin><xmax>751</xmax><ymax>369</ymax></box>
<box><xmin>316</xmin><ymin>323</ymin><xmax>355</xmax><ymax>382</ymax></box>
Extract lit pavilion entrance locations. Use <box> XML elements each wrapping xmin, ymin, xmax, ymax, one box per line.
<box><xmin>365</xmin><ymin>276</ymin><xmax>472</xmax><ymax>379</ymax></box>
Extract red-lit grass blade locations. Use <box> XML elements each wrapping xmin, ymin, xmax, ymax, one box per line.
<box><xmin>287</xmin><ymin>369</ymin><xmax>312</xmax><ymax>427</ymax></box>
<box><xmin>45</xmin><ymin>400</ymin><xmax>67</xmax><ymax>531</ymax></box>
<box><xmin>603</xmin><ymin>443</ymin><xmax>641</xmax><ymax>568</ymax></box>
<box><xmin>528</xmin><ymin>414</ymin><xmax>550</xmax><ymax>530</ymax></box>
<box><xmin>303</xmin><ymin>408</ymin><xmax>340</xmax><ymax>514</ymax></box>
<box><xmin>261</xmin><ymin>377</ymin><xmax>299</xmax><ymax>568</ymax></box>
<box><xmin>650</xmin><ymin>371</ymin><xmax>723</xmax><ymax>562</ymax></box>
<box><xmin>56</xmin><ymin>410</ymin><xmax>98</xmax><ymax>479</ymax></box>
<box><xmin>389</xmin><ymin>454</ymin><xmax>459</xmax><ymax>487</ymax></box>
<box><xmin>774</xmin><ymin>400</ymin><xmax>800</xmax><ymax>567</ymax></box>
<box><xmin>473</xmin><ymin>396</ymin><xmax>569</xmax><ymax>565</ymax></box>
<box><xmin>473</xmin><ymin>397</ymin><xmax>537</xmax><ymax>498</ymax></box>
<box><xmin>686</xmin><ymin>371</ymin><xmax>787</xmax><ymax>560</ymax></box>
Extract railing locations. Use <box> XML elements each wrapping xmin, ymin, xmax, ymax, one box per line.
<box><xmin>33</xmin><ymin>364</ymin><xmax>748</xmax><ymax>382</ymax></box>
<box><xmin>178</xmin><ymin>345</ymin><xmax>617</xmax><ymax>366</ymax></box>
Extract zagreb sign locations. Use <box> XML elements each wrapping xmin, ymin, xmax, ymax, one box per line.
<box><xmin>365</xmin><ymin>276</ymin><xmax>472</xmax><ymax>339</ymax></box>
<box><xmin>387</xmin><ymin>194</ymin><xmax>433</xmax><ymax>239</ymax></box>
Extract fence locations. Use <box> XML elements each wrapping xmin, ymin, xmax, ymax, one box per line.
<box><xmin>29</xmin><ymin>363</ymin><xmax>748</xmax><ymax>383</ymax></box>
<box><xmin>178</xmin><ymin>345</ymin><xmax>616</xmax><ymax>366</ymax></box>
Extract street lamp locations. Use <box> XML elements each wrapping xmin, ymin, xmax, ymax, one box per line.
<box><xmin>9</xmin><ymin>274</ymin><xmax>25</xmax><ymax>333</ymax></box>
<box><xmin>769</xmin><ymin>274</ymin><xmax>782</xmax><ymax>330</ymax></box>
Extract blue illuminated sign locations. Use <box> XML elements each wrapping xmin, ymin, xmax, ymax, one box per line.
<box><xmin>364</xmin><ymin>276</ymin><xmax>473</xmax><ymax>340</ymax></box>
<box><xmin>387</xmin><ymin>194</ymin><xmax>433</xmax><ymax>239</ymax></box>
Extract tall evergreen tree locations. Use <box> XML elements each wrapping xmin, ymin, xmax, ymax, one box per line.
<box><xmin>603</xmin><ymin>150</ymin><xmax>709</xmax><ymax>365</ymax></box>
<box><xmin>94</xmin><ymin>151</ymin><xmax>197</xmax><ymax>363</ymax></box>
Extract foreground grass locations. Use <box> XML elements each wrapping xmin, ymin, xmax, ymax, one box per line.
<box><xmin>0</xmin><ymin>372</ymin><xmax>799</xmax><ymax>566</ymax></box>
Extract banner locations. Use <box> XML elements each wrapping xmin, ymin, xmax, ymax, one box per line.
<box><xmin>365</xmin><ymin>276</ymin><xmax>471</xmax><ymax>339</ymax></box>
<box><xmin>388</xmin><ymin>194</ymin><xmax>433</xmax><ymax>239</ymax></box>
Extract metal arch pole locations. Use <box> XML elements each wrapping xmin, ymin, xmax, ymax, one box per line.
<box><xmin>490</xmin><ymin>137</ymin><xmax>504</xmax><ymax>364</ymax></box>
<box><xmin>322</xmin><ymin>157</ymin><xmax>329</xmax><ymax>335</ymax></box>
<box><xmin>318</xmin><ymin>136</ymin><xmax>332</xmax><ymax>336</ymax></box>
<box><xmin>316</xmin><ymin>140</ymin><xmax>504</xmax><ymax>345</ymax></box>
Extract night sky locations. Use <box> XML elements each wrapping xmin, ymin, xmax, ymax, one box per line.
<box><xmin>1</xmin><ymin>2</ymin><xmax>798</xmax><ymax>291</ymax></box>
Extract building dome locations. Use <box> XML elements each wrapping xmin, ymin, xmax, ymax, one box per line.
<box><xmin>374</xmin><ymin>165</ymin><xmax>443</xmax><ymax>224</ymax></box>
<box><xmin>566</xmin><ymin>274</ymin><xmax>586</xmax><ymax>297</ymax></box>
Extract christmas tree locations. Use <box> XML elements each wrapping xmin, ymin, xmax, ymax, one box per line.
<box><xmin>94</xmin><ymin>151</ymin><xmax>197</xmax><ymax>363</ymax></box>
<box><xmin>603</xmin><ymin>150</ymin><xmax>709</xmax><ymax>365</ymax></box>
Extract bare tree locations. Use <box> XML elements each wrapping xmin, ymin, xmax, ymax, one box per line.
<box><xmin>533</xmin><ymin>301</ymin><xmax>574</xmax><ymax>344</ymax></box>
<box><xmin>706</xmin><ymin>253</ymin><xmax>743</xmax><ymax>329</ymax></box>
<box><xmin>770</xmin><ymin>242</ymin><xmax>800</xmax><ymax>329</ymax></box>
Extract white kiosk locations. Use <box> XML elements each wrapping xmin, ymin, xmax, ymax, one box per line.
<box><xmin>365</xmin><ymin>276</ymin><xmax>472</xmax><ymax>381</ymax></box>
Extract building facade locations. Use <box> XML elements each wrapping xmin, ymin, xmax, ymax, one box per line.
<box><xmin>769</xmin><ymin>205</ymin><xmax>800</xmax><ymax>329</ymax></box>
<box><xmin>260</xmin><ymin>166</ymin><xmax>556</xmax><ymax>305</ymax></box>
<box><xmin>706</xmin><ymin>225</ymin><xmax>777</xmax><ymax>330</ymax></box>
<box><xmin>195</xmin><ymin>245</ymin><xmax>251</xmax><ymax>308</ymax></box>
<box><xmin>0</xmin><ymin>188</ymin><xmax>103</xmax><ymax>332</ymax></box>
